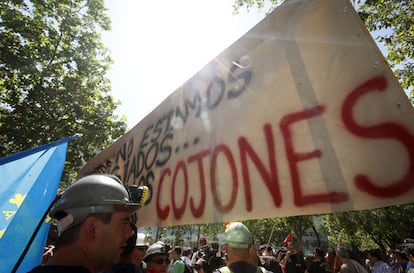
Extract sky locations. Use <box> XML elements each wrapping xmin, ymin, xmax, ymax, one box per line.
<box><xmin>102</xmin><ymin>0</ymin><xmax>268</xmax><ymax>129</ymax></box>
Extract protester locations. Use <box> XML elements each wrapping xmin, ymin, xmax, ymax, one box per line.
<box><xmin>133</xmin><ymin>233</ymin><xmax>150</xmax><ymax>273</ymax></box>
<box><xmin>390</xmin><ymin>250</ymin><xmax>408</xmax><ymax>273</ymax></box>
<box><xmin>219</xmin><ymin>222</ymin><xmax>265</xmax><ymax>273</ymax></box>
<box><xmin>326</xmin><ymin>248</ymin><xmax>342</xmax><ymax>273</ymax></box>
<box><xmin>192</xmin><ymin>237</ymin><xmax>209</xmax><ymax>266</ymax></box>
<box><xmin>172</xmin><ymin>247</ymin><xmax>186</xmax><ymax>273</ymax></box>
<box><xmin>336</xmin><ymin>247</ymin><xmax>368</xmax><ymax>273</ymax></box>
<box><xmin>366</xmin><ymin>249</ymin><xmax>392</xmax><ymax>273</ymax></box>
<box><xmin>280</xmin><ymin>243</ymin><xmax>306</xmax><ymax>273</ymax></box>
<box><xmin>307</xmin><ymin>247</ymin><xmax>331</xmax><ymax>273</ymax></box>
<box><xmin>260</xmin><ymin>245</ymin><xmax>283</xmax><ymax>273</ymax></box>
<box><xmin>208</xmin><ymin>242</ymin><xmax>226</xmax><ymax>272</ymax></box>
<box><xmin>28</xmin><ymin>174</ymin><xmax>142</xmax><ymax>273</ymax></box>
<box><xmin>182</xmin><ymin>248</ymin><xmax>193</xmax><ymax>265</ymax></box>
<box><xmin>260</xmin><ymin>245</ymin><xmax>274</xmax><ymax>257</ymax></box>
<box><xmin>400</xmin><ymin>239</ymin><xmax>414</xmax><ymax>273</ymax></box>
<box><xmin>145</xmin><ymin>241</ymin><xmax>171</xmax><ymax>273</ymax></box>
<box><xmin>194</xmin><ymin>258</ymin><xmax>210</xmax><ymax>273</ymax></box>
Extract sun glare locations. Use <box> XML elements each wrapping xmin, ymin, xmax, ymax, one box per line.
<box><xmin>103</xmin><ymin>0</ymin><xmax>266</xmax><ymax>128</ymax></box>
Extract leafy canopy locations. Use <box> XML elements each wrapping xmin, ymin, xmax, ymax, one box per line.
<box><xmin>0</xmin><ymin>0</ymin><xmax>127</xmax><ymax>186</ymax></box>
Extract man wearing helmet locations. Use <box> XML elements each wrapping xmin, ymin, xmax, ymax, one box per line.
<box><xmin>132</xmin><ymin>233</ymin><xmax>150</xmax><ymax>272</ymax></box>
<box><xmin>28</xmin><ymin>174</ymin><xmax>143</xmax><ymax>273</ymax></box>
<box><xmin>144</xmin><ymin>241</ymin><xmax>172</xmax><ymax>273</ymax></box>
<box><xmin>220</xmin><ymin>222</ymin><xmax>266</xmax><ymax>273</ymax></box>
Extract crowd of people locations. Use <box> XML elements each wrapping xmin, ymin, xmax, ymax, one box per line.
<box><xmin>28</xmin><ymin>174</ymin><xmax>414</xmax><ymax>273</ymax></box>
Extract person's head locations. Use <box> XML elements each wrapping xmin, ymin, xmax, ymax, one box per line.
<box><xmin>194</xmin><ymin>258</ymin><xmax>209</xmax><ymax>273</ymax></box>
<box><xmin>132</xmin><ymin>232</ymin><xmax>149</xmax><ymax>266</ymax></box>
<box><xmin>287</xmin><ymin>242</ymin><xmax>296</xmax><ymax>253</ymax></box>
<box><xmin>144</xmin><ymin>241</ymin><xmax>171</xmax><ymax>273</ymax></box>
<box><xmin>172</xmin><ymin>246</ymin><xmax>182</xmax><ymax>260</ymax></box>
<box><xmin>367</xmin><ymin>249</ymin><xmax>383</xmax><ymax>264</ymax></box>
<box><xmin>199</xmin><ymin>237</ymin><xmax>207</xmax><ymax>247</ymax></box>
<box><xmin>314</xmin><ymin>247</ymin><xmax>325</xmax><ymax>259</ymax></box>
<box><xmin>401</xmin><ymin>239</ymin><xmax>414</xmax><ymax>263</ymax></box>
<box><xmin>262</xmin><ymin>245</ymin><xmax>273</xmax><ymax>256</ymax></box>
<box><xmin>183</xmin><ymin>247</ymin><xmax>192</xmax><ymax>258</ymax></box>
<box><xmin>49</xmin><ymin>174</ymin><xmax>141</xmax><ymax>268</ymax></box>
<box><xmin>224</xmin><ymin>222</ymin><xmax>254</xmax><ymax>263</ymax></box>
<box><xmin>325</xmin><ymin>247</ymin><xmax>336</xmax><ymax>261</ymax></box>
<box><xmin>393</xmin><ymin>250</ymin><xmax>408</xmax><ymax>265</ymax></box>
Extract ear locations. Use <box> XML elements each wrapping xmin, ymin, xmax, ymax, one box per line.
<box><xmin>248</xmin><ymin>243</ymin><xmax>256</xmax><ymax>257</ymax></box>
<box><xmin>82</xmin><ymin>216</ymin><xmax>98</xmax><ymax>241</ymax></box>
<box><xmin>247</xmin><ymin>246</ymin><xmax>252</xmax><ymax>257</ymax></box>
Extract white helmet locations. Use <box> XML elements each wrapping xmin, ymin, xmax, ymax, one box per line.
<box><xmin>144</xmin><ymin>241</ymin><xmax>171</xmax><ymax>261</ymax></box>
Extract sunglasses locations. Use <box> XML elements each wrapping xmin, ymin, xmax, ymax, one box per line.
<box><xmin>151</xmin><ymin>258</ymin><xmax>170</xmax><ymax>265</ymax></box>
<box><xmin>135</xmin><ymin>246</ymin><xmax>148</xmax><ymax>251</ymax></box>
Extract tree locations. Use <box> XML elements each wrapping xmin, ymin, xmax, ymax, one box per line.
<box><xmin>280</xmin><ymin>216</ymin><xmax>313</xmax><ymax>248</ymax></box>
<box><xmin>232</xmin><ymin>0</ymin><xmax>414</xmax><ymax>103</ymax></box>
<box><xmin>244</xmin><ymin>218</ymin><xmax>282</xmax><ymax>246</ymax></box>
<box><xmin>357</xmin><ymin>0</ymin><xmax>414</xmax><ymax>103</ymax></box>
<box><xmin>324</xmin><ymin>204</ymin><xmax>414</xmax><ymax>250</ymax></box>
<box><xmin>0</xmin><ymin>0</ymin><xmax>127</xmax><ymax>186</ymax></box>
<box><xmin>244</xmin><ymin>216</ymin><xmax>314</xmax><ymax>249</ymax></box>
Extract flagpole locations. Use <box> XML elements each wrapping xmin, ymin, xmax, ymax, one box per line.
<box><xmin>332</xmin><ymin>229</ymin><xmax>343</xmax><ymax>273</ymax></box>
<box><xmin>266</xmin><ymin>222</ymin><xmax>277</xmax><ymax>246</ymax></box>
<box><xmin>12</xmin><ymin>194</ymin><xmax>61</xmax><ymax>273</ymax></box>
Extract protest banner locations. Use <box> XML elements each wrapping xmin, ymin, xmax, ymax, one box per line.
<box><xmin>78</xmin><ymin>0</ymin><xmax>414</xmax><ymax>227</ymax></box>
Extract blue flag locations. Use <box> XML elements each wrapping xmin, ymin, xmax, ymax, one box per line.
<box><xmin>0</xmin><ymin>135</ymin><xmax>78</xmax><ymax>273</ymax></box>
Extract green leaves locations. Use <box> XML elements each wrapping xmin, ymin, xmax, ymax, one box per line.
<box><xmin>324</xmin><ymin>204</ymin><xmax>414</xmax><ymax>250</ymax></box>
<box><xmin>358</xmin><ymin>0</ymin><xmax>413</xmax><ymax>97</ymax></box>
<box><xmin>0</xmin><ymin>0</ymin><xmax>126</xmax><ymax>187</ymax></box>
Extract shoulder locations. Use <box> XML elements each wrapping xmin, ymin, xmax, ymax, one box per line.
<box><xmin>174</xmin><ymin>259</ymin><xmax>185</xmax><ymax>268</ymax></box>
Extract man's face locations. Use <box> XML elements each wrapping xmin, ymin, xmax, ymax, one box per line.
<box><xmin>95</xmin><ymin>208</ymin><xmax>134</xmax><ymax>267</ymax></box>
<box><xmin>147</xmin><ymin>254</ymin><xmax>170</xmax><ymax>273</ymax></box>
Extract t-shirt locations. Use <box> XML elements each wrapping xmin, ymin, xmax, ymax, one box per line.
<box><xmin>28</xmin><ymin>265</ymin><xmax>91</xmax><ymax>273</ymax></box>
<box><xmin>173</xmin><ymin>259</ymin><xmax>186</xmax><ymax>273</ymax></box>
<box><xmin>285</xmin><ymin>254</ymin><xmax>306</xmax><ymax>273</ymax></box>
<box><xmin>308</xmin><ymin>259</ymin><xmax>332</xmax><ymax>273</ymax></box>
